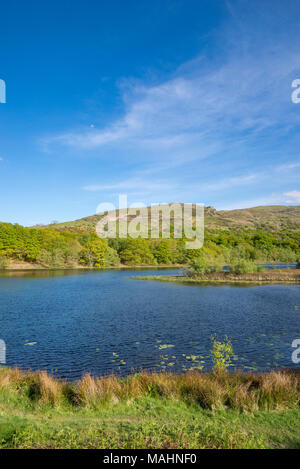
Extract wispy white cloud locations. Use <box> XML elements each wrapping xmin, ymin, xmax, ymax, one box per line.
<box><xmin>42</xmin><ymin>2</ymin><xmax>300</xmax><ymax>208</ymax></box>
<box><xmin>218</xmin><ymin>194</ymin><xmax>284</xmax><ymax>211</ymax></box>
<box><xmin>276</xmin><ymin>162</ymin><xmax>300</xmax><ymax>171</ymax></box>
<box><xmin>197</xmin><ymin>173</ymin><xmax>262</xmax><ymax>192</ymax></box>
<box><xmin>284</xmin><ymin>190</ymin><xmax>300</xmax><ymax>204</ymax></box>
<box><xmin>220</xmin><ymin>189</ymin><xmax>300</xmax><ymax>210</ymax></box>
<box><xmin>83</xmin><ymin>177</ymin><xmax>176</xmax><ymax>193</ymax></box>
<box><xmin>83</xmin><ymin>160</ymin><xmax>299</xmax><ymax>197</ymax></box>
<box><xmin>43</xmin><ymin>36</ymin><xmax>300</xmax><ymax>163</ymax></box>
<box><xmin>83</xmin><ymin>171</ymin><xmax>263</xmax><ymax>194</ymax></box>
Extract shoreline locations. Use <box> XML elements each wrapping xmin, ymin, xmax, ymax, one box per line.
<box><xmin>133</xmin><ymin>270</ymin><xmax>300</xmax><ymax>285</ymax></box>
<box><xmin>1</xmin><ymin>261</ymin><xmax>297</xmax><ymax>272</ymax></box>
<box><xmin>1</xmin><ymin>262</ymin><xmax>185</xmax><ymax>271</ymax></box>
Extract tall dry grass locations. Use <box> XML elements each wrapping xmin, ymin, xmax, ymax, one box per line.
<box><xmin>0</xmin><ymin>367</ymin><xmax>299</xmax><ymax>412</ymax></box>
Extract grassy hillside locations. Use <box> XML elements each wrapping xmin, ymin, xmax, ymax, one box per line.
<box><xmin>37</xmin><ymin>205</ymin><xmax>300</xmax><ymax>233</ymax></box>
<box><xmin>0</xmin><ymin>367</ymin><xmax>299</xmax><ymax>449</ymax></box>
<box><xmin>215</xmin><ymin>205</ymin><xmax>300</xmax><ymax>230</ymax></box>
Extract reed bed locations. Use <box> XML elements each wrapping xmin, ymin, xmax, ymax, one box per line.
<box><xmin>0</xmin><ymin>367</ymin><xmax>299</xmax><ymax>412</ymax></box>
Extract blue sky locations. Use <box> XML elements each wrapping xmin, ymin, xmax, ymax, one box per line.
<box><xmin>0</xmin><ymin>0</ymin><xmax>300</xmax><ymax>225</ymax></box>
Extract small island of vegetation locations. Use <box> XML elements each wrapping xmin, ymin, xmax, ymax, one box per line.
<box><xmin>134</xmin><ymin>255</ymin><xmax>300</xmax><ymax>285</ymax></box>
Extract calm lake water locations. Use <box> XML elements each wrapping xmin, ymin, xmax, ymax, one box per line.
<box><xmin>0</xmin><ymin>268</ymin><xmax>299</xmax><ymax>379</ymax></box>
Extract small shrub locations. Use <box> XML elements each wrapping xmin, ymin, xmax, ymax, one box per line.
<box><xmin>37</xmin><ymin>371</ymin><xmax>61</xmax><ymax>405</ymax></box>
<box><xmin>187</xmin><ymin>252</ymin><xmax>222</xmax><ymax>277</ymax></box>
<box><xmin>259</xmin><ymin>371</ymin><xmax>299</xmax><ymax>410</ymax></box>
<box><xmin>211</xmin><ymin>335</ymin><xmax>233</xmax><ymax>374</ymax></box>
<box><xmin>0</xmin><ymin>256</ymin><xmax>8</xmax><ymax>269</ymax></box>
<box><xmin>229</xmin><ymin>260</ymin><xmax>263</xmax><ymax>274</ymax></box>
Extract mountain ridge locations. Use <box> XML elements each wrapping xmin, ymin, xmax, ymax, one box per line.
<box><xmin>36</xmin><ymin>204</ymin><xmax>300</xmax><ymax>232</ymax></box>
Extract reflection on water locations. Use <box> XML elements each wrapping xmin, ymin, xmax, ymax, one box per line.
<box><xmin>0</xmin><ymin>263</ymin><xmax>296</xmax><ymax>278</ymax></box>
<box><xmin>0</xmin><ymin>269</ymin><xmax>90</xmax><ymax>279</ymax></box>
<box><xmin>0</xmin><ymin>266</ymin><xmax>179</xmax><ymax>279</ymax></box>
<box><xmin>222</xmin><ymin>264</ymin><xmax>297</xmax><ymax>271</ymax></box>
<box><xmin>0</xmin><ymin>268</ymin><xmax>299</xmax><ymax>380</ymax></box>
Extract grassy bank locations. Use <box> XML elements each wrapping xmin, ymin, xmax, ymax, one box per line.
<box><xmin>134</xmin><ymin>269</ymin><xmax>300</xmax><ymax>285</ymax></box>
<box><xmin>0</xmin><ymin>367</ymin><xmax>299</xmax><ymax>448</ymax></box>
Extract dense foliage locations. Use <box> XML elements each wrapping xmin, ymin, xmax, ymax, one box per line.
<box><xmin>0</xmin><ymin>222</ymin><xmax>299</xmax><ymax>269</ymax></box>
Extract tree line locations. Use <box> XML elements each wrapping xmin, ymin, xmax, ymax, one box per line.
<box><xmin>0</xmin><ymin>222</ymin><xmax>299</xmax><ymax>269</ymax></box>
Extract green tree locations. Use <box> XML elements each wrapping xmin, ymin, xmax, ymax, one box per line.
<box><xmin>64</xmin><ymin>239</ymin><xmax>82</xmax><ymax>267</ymax></box>
<box><xmin>105</xmin><ymin>246</ymin><xmax>120</xmax><ymax>266</ymax></box>
<box><xmin>0</xmin><ymin>255</ymin><xmax>8</xmax><ymax>269</ymax></box>
<box><xmin>120</xmin><ymin>238</ymin><xmax>154</xmax><ymax>265</ymax></box>
<box><xmin>80</xmin><ymin>238</ymin><xmax>107</xmax><ymax>268</ymax></box>
<box><xmin>152</xmin><ymin>239</ymin><xmax>178</xmax><ymax>264</ymax></box>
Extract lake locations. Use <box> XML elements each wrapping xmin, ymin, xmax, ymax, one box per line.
<box><xmin>0</xmin><ymin>268</ymin><xmax>299</xmax><ymax>379</ymax></box>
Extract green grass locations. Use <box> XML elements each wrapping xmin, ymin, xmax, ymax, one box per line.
<box><xmin>0</xmin><ymin>367</ymin><xmax>299</xmax><ymax>448</ymax></box>
<box><xmin>1</xmin><ymin>395</ymin><xmax>299</xmax><ymax>449</ymax></box>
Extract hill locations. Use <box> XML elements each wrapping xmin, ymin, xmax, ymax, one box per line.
<box><xmin>37</xmin><ymin>205</ymin><xmax>300</xmax><ymax>233</ymax></box>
